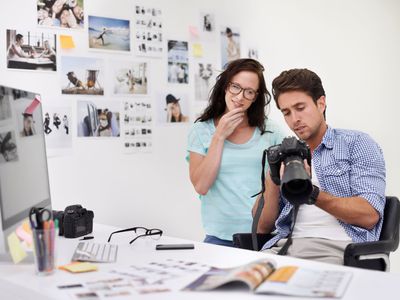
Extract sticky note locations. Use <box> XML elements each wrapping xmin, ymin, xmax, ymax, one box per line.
<box><xmin>59</xmin><ymin>262</ymin><xmax>98</xmax><ymax>273</ymax></box>
<box><xmin>189</xmin><ymin>26</ymin><xmax>199</xmax><ymax>38</ymax></box>
<box><xmin>16</xmin><ymin>225</ymin><xmax>33</xmax><ymax>246</ymax></box>
<box><xmin>60</xmin><ymin>35</ymin><xmax>75</xmax><ymax>49</ymax></box>
<box><xmin>193</xmin><ymin>43</ymin><xmax>203</xmax><ymax>57</ymax></box>
<box><xmin>7</xmin><ymin>232</ymin><xmax>27</xmax><ymax>264</ymax></box>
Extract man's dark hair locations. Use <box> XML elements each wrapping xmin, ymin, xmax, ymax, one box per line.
<box><xmin>196</xmin><ymin>58</ymin><xmax>271</xmax><ymax>133</ymax></box>
<box><xmin>16</xmin><ymin>34</ymin><xmax>23</xmax><ymax>42</ymax></box>
<box><xmin>272</xmin><ymin>68</ymin><xmax>326</xmax><ymax>118</ymax></box>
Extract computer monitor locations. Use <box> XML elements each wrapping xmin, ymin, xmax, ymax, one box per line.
<box><xmin>0</xmin><ymin>85</ymin><xmax>51</xmax><ymax>260</ymax></box>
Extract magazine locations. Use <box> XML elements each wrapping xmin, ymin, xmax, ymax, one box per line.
<box><xmin>183</xmin><ymin>258</ymin><xmax>352</xmax><ymax>298</ymax></box>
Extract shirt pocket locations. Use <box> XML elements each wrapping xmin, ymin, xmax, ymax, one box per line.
<box><xmin>322</xmin><ymin>162</ymin><xmax>352</xmax><ymax>196</ymax></box>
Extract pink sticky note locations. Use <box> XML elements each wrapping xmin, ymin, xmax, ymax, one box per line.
<box><xmin>189</xmin><ymin>26</ymin><xmax>199</xmax><ymax>38</ymax></box>
<box><xmin>24</xmin><ymin>96</ymin><xmax>41</xmax><ymax>115</ymax></box>
<box><xmin>16</xmin><ymin>225</ymin><xmax>33</xmax><ymax>246</ymax></box>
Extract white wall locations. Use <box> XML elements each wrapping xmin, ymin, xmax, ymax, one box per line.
<box><xmin>1</xmin><ymin>0</ymin><xmax>399</xmax><ymax>271</ymax></box>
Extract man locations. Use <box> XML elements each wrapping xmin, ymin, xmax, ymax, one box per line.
<box><xmin>254</xmin><ymin>68</ymin><xmax>386</xmax><ymax>265</ymax></box>
<box><xmin>7</xmin><ymin>34</ymin><xmax>34</xmax><ymax>59</ymax></box>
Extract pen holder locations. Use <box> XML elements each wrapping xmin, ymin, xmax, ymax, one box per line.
<box><xmin>32</xmin><ymin>227</ymin><xmax>56</xmax><ymax>275</ymax></box>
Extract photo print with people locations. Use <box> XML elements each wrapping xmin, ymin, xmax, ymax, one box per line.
<box><xmin>195</xmin><ymin>62</ymin><xmax>216</xmax><ymax>101</ymax></box>
<box><xmin>42</xmin><ymin>106</ymin><xmax>72</xmax><ymax>151</ymax></box>
<box><xmin>220</xmin><ymin>26</ymin><xmax>241</xmax><ymax>68</ymax></box>
<box><xmin>37</xmin><ymin>0</ymin><xmax>84</xmax><ymax>29</ymax></box>
<box><xmin>6</xmin><ymin>29</ymin><xmax>57</xmax><ymax>71</ymax></box>
<box><xmin>122</xmin><ymin>100</ymin><xmax>153</xmax><ymax>153</ymax></box>
<box><xmin>134</xmin><ymin>5</ymin><xmax>163</xmax><ymax>56</ymax></box>
<box><xmin>0</xmin><ymin>130</ymin><xmax>18</xmax><ymax>164</ymax></box>
<box><xmin>88</xmin><ymin>16</ymin><xmax>130</xmax><ymax>52</ymax></box>
<box><xmin>112</xmin><ymin>61</ymin><xmax>148</xmax><ymax>95</ymax></box>
<box><xmin>0</xmin><ymin>87</ymin><xmax>12</xmax><ymax>122</ymax></box>
<box><xmin>157</xmin><ymin>92</ymin><xmax>189</xmax><ymax>124</ymax></box>
<box><xmin>77</xmin><ymin>101</ymin><xmax>120</xmax><ymax>137</ymax></box>
<box><xmin>61</xmin><ymin>56</ymin><xmax>104</xmax><ymax>95</ymax></box>
<box><xmin>167</xmin><ymin>40</ymin><xmax>189</xmax><ymax>84</ymax></box>
<box><xmin>248</xmin><ymin>48</ymin><xmax>258</xmax><ymax>59</ymax></box>
<box><xmin>200</xmin><ymin>12</ymin><xmax>215</xmax><ymax>33</ymax></box>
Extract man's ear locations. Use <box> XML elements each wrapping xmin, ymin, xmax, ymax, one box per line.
<box><xmin>316</xmin><ymin>96</ymin><xmax>326</xmax><ymax>114</ymax></box>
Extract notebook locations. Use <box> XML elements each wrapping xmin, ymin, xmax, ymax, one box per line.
<box><xmin>71</xmin><ymin>241</ymin><xmax>118</xmax><ymax>263</ymax></box>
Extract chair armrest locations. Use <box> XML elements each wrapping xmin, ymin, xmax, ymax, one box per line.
<box><xmin>344</xmin><ymin>240</ymin><xmax>397</xmax><ymax>258</ymax></box>
<box><xmin>232</xmin><ymin>233</ymin><xmax>276</xmax><ymax>251</ymax></box>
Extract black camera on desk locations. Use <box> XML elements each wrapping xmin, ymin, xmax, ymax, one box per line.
<box><xmin>267</xmin><ymin>137</ymin><xmax>313</xmax><ymax>205</ymax></box>
<box><xmin>53</xmin><ymin>205</ymin><xmax>94</xmax><ymax>238</ymax></box>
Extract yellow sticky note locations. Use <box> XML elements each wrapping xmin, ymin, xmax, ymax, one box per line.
<box><xmin>59</xmin><ymin>262</ymin><xmax>98</xmax><ymax>273</ymax></box>
<box><xmin>193</xmin><ymin>43</ymin><xmax>203</xmax><ymax>58</ymax></box>
<box><xmin>7</xmin><ymin>232</ymin><xmax>27</xmax><ymax>264</ymax></box>
<box><xmin>60</xmin><ymin>35</ymin><xmax>75</xmax><ymax>49</ymax></box>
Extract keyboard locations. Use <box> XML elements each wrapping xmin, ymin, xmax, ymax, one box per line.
<box><xmin>71</xmin><ymin>242</ymin><xmax>118</xmax><ymax>263</ymax></box>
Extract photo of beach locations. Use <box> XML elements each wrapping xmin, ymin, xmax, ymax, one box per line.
<box><xmin>88</xmin><ymin>16</ymin><xmax>130</xmax><ymax>52</ymax></box>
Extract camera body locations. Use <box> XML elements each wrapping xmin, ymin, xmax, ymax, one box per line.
<box><xmin>267</xmin><ymin>137</ymin><xmax>313</xmax><ymax>205</ymax></box>
<box><xmin>53</xmin><ymin>205</ymin><xmax>94</xmax><ymax>238</ymax></box>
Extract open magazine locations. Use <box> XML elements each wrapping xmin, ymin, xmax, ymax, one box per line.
<box><xmin>183</xmin><ymin>258</ymin><xmax>352</xmax><ymax>298</ymax></box>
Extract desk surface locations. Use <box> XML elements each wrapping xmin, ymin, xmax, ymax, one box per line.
<box><xmin>1</xmin><ymin>224</ymin><xmax>399</xmax><ymax>299</ymax></box>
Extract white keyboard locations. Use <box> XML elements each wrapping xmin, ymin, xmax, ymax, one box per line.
<box><xmin>72</xmin><ymin>241</ymin><xmax>118</xmax><ymax>263</ymax></box>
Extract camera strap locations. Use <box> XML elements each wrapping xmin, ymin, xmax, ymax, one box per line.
<box><xmin>277</xmin><ymin>204</ymin><xmax>299</xmax><ymax>255</ymax></box>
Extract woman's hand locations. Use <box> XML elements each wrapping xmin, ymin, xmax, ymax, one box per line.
<box><xmin>214</xmin><ymin>108</ymin><xmax>244</xmax><ymax>140</ymax></box>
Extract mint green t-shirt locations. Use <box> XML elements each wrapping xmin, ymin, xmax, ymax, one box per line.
<box><xmin>187</xmin><ymin>119</ymin><xmax>286</xmax><ymax>241</ymax></box>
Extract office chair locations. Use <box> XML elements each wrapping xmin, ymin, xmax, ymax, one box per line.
<box><xmin>232</xmin><ymin>196</ymin><xmax>400</xmax><ymax>272</ymax></box>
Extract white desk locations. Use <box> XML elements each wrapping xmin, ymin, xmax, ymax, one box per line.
<box><xmin>1</xmin><ymin>223</ymin><xmax>399</xmax><ymax>299</ymax></box>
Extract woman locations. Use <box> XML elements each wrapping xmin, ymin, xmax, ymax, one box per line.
<box><xmin>187</xmin><ymin>58</ymin><xmax>286</xmax><ymax>246</ymax></box>
<box><xmin>166</xmin><ymin>94</ymin><xmax>189</xmax><ymax>123</ymax></box>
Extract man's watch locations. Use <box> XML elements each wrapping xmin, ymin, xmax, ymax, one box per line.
<box><xmin>309</xmin><ymin>185</ymin><xmax>320</xmax><ymax>205</ymax></box>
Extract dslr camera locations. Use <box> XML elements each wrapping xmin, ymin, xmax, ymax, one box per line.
<box><xmin>53</xmin><ymin>205</ymin><xmax>94</xmax><ymax>238</ymax></box>
<box><xmin>267</xmin><ymin>137</ymin><xmax>313</xmax><ymax>205</ymax></box>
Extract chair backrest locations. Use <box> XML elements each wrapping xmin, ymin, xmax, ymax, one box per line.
<box><xmin>380</xmin><ymin>196</ymin><xmax>400</xmax><ymax>248</ymax></box>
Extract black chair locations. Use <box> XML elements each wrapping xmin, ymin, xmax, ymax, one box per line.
<box><xmin>233</xmin><ymin>196</ymin><xmax>400</xmax><ymax>272</ymax></box>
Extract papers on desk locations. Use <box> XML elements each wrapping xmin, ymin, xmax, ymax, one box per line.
<box><xmin>57</xmin><ymin>259</ymin><xmax>210</xmax><ymax>299</ymax></box>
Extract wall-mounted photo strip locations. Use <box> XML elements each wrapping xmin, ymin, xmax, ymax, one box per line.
<box><xmin>134</xmin><ymin>5</ymin><xmax>163</xmax><ymax>56</ymax></box>
<box><xmin>195</xmin><ymin>62</ymin><xmax>216</xmax><ymax>102</ymax></box>
<box><xmin>42</xmin><ymin>106</ymin><xmax>72</xmax><ymax>156</ymax></box>
<box><xmin>220</xmin><ymin>26</ymin><xmax>241</xmax><ymax>68</ymax></box>
<box><xmin>77</xmin><ymin>101</ymin><xmax>120</xmax><ymax>137</ymax></box>
<box><xmin>112</xmin><ymin>61</ymin><xmax>148</xmax><ymax>95</ymax></box>
<box><xmin>88</xmin><ymin>16</ymin><xmax>130</xmax><ymax>52</ymax></box>
<box><xmin>6</xmin><ymin>29</ymin><xmax>57</xmax><ymax>71</ymax></box>
<box><xmin>37</xmin><ymin>0</ymin><xmax>84</xmax><ymax>29</ymax></box>
<box><xmin>168</xmin><ymin>40</ymin><xmax>189</xmax><ymax>84</ymax></box>
<box><xmin>61</xmin><ymin>56</ymin><xmax>104</xmax><ymax>95</ymax></box>
<box><xmin>122</xmin><ymin>100</ymin><xmax>153</xmax><ymax>153</ymax></box>
<box><xmin>157</xmin><ymin>92</ymin><xmax>189</xmax><ymax>124</ymax></box>
<box><xmin>0</xmin><ymin>130</ymin><xmax>18</xmax><ymax>164</ymax></box>
<box><xmin>200</xmin><ymin>12</ymin><xmax>215</xmax><ymax>33</ymax></box>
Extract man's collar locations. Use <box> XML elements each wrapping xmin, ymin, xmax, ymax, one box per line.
<box><xmin>320</xmin><ymin>125</ymin><xmax>334</xmax><ymax>149</ymax></box>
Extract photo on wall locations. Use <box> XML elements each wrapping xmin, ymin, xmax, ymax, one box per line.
<box><xmin>61</xmin><ymin>56</ymin><xmax>104</xmax><ymax>95</ymax></box>
<box><xmin>88</xmin><ymin>16</ymin><xmax>130</xmax><ymax>52</ymax></box>
<box><xmin>220</xmin><ymin>26</ymin><xmax>241</xmax><ymax>68</ymax></box>
<box><xmin>42</xmin><ymin>106</ymin><xmax>72</xmax><ymax>151</ymax></box>
<box><xmin>37</xmin><ymin>0</ymin><xmax>84</xmax><ymax>29</ymax></box>
<box><xmin>157</xmin><ymin>92</ymin><xmax>189</xmax><ymax>124</ymax></box>
<box><xmin>6</xmin><ymin>29</ymin><xmax>57</xmax><ymax>71</ymax></box>
<box><xmin>0</xmin><ymin>130</ymin><xmax>18</xmax><ymax>164</ymax></box>
<box><xmin>0</xmin><ymin>88</ymin><xmax>12</xmax><ymax>122</ymax></box>
<box><xmin>134</xmin><ymin>5</ymin><xmax>163</xmax><ymax>57</ymax></box>
<box><xmin>77</xmin><ymin>101</ymin><xmax>120</xmax><ymax>137</ymax></box>
<box><xmin>112</xmin><ymin>61</ymin><xmax>148</xmax><ymax>95</ymax></box>
<box><xmin>15</xmin><ymin>96</ymin><xmax>42</xmax><ymax>138</ymax></box>
<box><xmin>195</xmin><ymin>62</ymin><xmax>216</xmax><ymax>101</ymax></box>
<box><xmin>167</xmin><ymin>40</ymin><xmax>189</xmax><ymax>84</ymax></box>
<box><xmin>248</xmin><ymin>48</ymin><xmax>258</xmax><ymax>59</ymax></box>
<box><xmin>200</xmin><ymin>12</ymin><xmax>215</xmax><ymax>33</ymax></box>
<box><xmin>122</xmin><ymin>100</ymin><xmax>153</xmax><ymax>153</ymax></box>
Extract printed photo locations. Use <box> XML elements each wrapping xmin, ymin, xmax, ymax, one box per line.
<box><xmin>61</xmin><ymin>56</ymin><xmax>104</xmax><ymax>95</ymax></box>
<box><xmin>167</xmin><ymin>40</ymin><xmax>189</xmax><ymax>84</ymax></box>
<box><xmin>134</xmin><ymin>5</ymin><xmax>163</xmax><ymax>56</ymax></box>
<box><xmin>201</xmin><ymin>13</ymin><xmax>215</xmax><ymax>32</ymax></box>
<box><xmin>77</xmin><ymin>101</ymin><xmax>120</xmax><ymax>137</ymax></box>
<box><xmin>0</xmin><ymin>130</ymin><xmax>18</xmax><ymax>164</ymax></box>
<box><xmin>6</xmin><ymin>30</ymin><xmax>57</xmax><ymax>71</ymax></box>
<box><xmin>43</xmin><ymin>106</ymin><xmax>72</xmax><ymax>150</ymax></box>
<box><xmin>88</xmin><ymin>16</ymin><xmax>130</xmax><ymax>52</ymax></box>
<box><xmin>195</xmin><ymin>62</ymin><xmax>216</xmax><ymax>101</ymax></box>
<box><xmin>0</xmin><ymin>87</ymin><xmax>12</xmax><ymax>122</ymax></box>
<box><xmin>157</xmin><ymin>92</ymin><xmax>189</xmax><ymax>124</ymax></box>
<box><xmin>15</xmin><ymin>96</ymin><xmax>42</xmax><ymax>138</ymax></box>
<box><xmin>248</xmin><ymin>48</ymin><xmax>258</xmax><ymax>59</ymax></box>
<box><xmin>220</xmin><ymin>26</ymin><xmax>241</xmax><ymax>68</ymax></box>
<box><xmin>113</xmin><ymin>61</ymin><xmax>148</xmax><ymax>95</ymax></box>
<box><xmin>37</xmin><ymin>0</ymin><xmax>84</xmax><ymax>29</ymax></box>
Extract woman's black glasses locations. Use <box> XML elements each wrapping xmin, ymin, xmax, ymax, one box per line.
<box><xmin>107</xmin><ymin>226</ymin><xmax>163</xmax><ymax>244</ymax></box>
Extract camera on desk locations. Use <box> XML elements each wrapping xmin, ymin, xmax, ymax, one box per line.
<box><xmin>53</xmin><ymin>205</ymin><xmax>94</xmax><ymax>238</ymax></box>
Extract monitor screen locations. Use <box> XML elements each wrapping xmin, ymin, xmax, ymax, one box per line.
<box><xmin>0</xmin><ymin>85</ymin><xmax>51</xmax><ymax>254</ymax></box>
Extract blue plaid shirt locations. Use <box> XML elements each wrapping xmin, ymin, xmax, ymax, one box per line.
<box><xmin>262</xmin><ymin>126</ymin><xmax>386</xmax><ymax>250</ymax></box>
